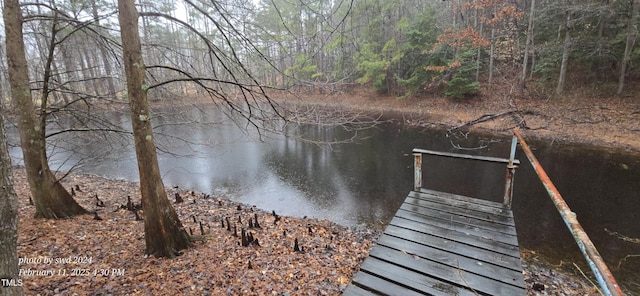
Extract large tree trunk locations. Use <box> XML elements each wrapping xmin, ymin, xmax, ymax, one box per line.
<box><xmin>0</xmin><ymin>73</ymin><xmax>23</xmax><ymax>296</ymax></box>
<box><xmin>3</xmin><ymin>0</ymin><xmax>87</xmax><ymax>219</ymax></box>
<box><xmin>117</xmin><ymin>0</ymin><xmax>191</xmax><ymax>258</ymax></box>
<box><xmin>2</xmin><ymin>2</ymin><xmax>25</xmax><ymax>295</ymax></box>
<box><xmin>0</xmin><ymin>103</ymin><xmax>22</xmax><ymax>296</ymax></box>
<box><xmin>618</xmin><ymin>0</ymin><xmax>640</xmax><ymax>95</ymax></box>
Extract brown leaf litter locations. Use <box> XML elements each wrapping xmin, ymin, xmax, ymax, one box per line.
<box><xmin>11</xmin><ymin>168</ymin><xmax>601</xmax><ymax>295</ymax></box>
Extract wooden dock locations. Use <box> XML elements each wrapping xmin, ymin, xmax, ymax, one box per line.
<box><xmin>343</xmin><ymin>188</ymin><xmax>525</xmax><ymax>296</ymax></box>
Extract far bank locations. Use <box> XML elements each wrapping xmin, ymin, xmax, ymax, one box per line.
<box><xmin>272</xmin><ymin>88</ymin><xmax>640</xmax><ymax>154</ymax></box>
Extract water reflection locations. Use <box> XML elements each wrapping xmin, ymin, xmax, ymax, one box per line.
<box><xmin>6</xmin><ymin>106</ymin><xmax>639</xmax><ymax>292</ymax></box>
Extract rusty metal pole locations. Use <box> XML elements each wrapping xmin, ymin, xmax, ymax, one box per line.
<box><xmin>503</xmin><ymin>135</ymin><xmax>518</xmax><ymax>208</ymax></box>
<box><xmin>513</xmin><ymin>128</ymin><xmax>623</xmax><ymax>296</ymax></box>
<box><xmin>414</xmin><ymin>152</ymin><xmax>422</xmax><ymax>191</ymax></box>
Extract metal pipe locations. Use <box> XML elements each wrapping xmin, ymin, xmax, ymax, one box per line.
<box><xmin>513</xmin><ymin>128</ymin><xmax>623</xmax><ymax>296</ymax></box>
<box><xmin>414</xmin><ymin>152</ymin><xmax>422</xmax><ymax>191</ymax></box>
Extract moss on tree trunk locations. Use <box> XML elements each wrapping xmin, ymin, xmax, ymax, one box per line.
<box><xmin>117</xmin><ymin>0</ymin><xmax>192</xmax><ymax>258</ymax></box>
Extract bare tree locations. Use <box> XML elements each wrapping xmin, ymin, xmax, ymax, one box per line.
<box><xmin>117</xmin><ymin>0</ymin><xmax>191</xmax><ymax>258</ymax></box>
<box><xmin>521</xmin><ymin>0</ymin><xmax>536</xmax><ymax>90</ymax></box>
<box><xmin>4</xmin><ymin>0</ymin><xmax>87</xmax><ymax>219</ymax></box>
<box><xmin>618</xmin><ymin>0</ymin><xmax>640</xmax><ymax>95</ymax></box>
<box><xmin>556</xmin><ymin>1</ymin><xmax>573</xmax><ymax>96</ymax></box>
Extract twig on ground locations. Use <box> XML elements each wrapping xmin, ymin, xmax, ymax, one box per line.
<box><xmin>456</xmin><ymin>260</ymin><xmax>480</xmax><ymax>296</ymax></box>
<box><xmin>572</xmin><ymin>262</ymin><xmax>604</xmax><ymax>296</ymax></box>
<box><xmin>616</xmin><ymin>255</ymin><xmax>640</xmax><ymax>269</ymax></box>
<box><xmin>605</xmin><ymin>228</ymin><xmax>640</xmax><ymax>244</ymax></box>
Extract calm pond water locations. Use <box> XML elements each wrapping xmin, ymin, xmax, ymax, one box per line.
<box><xmin>7</xmin><ymin>106</ymin><xmax>640</xmax><ymax>292</ymax></box>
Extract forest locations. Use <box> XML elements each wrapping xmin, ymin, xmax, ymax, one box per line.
<box><xmin>1</xmin><ymin>0</ymin><xmax>640</xmax><ymax>102</ymax></box>
<box><xmin>1</xmin><ymin>0</ymin><xmax>639</xmax><ymax>295</ymax></box>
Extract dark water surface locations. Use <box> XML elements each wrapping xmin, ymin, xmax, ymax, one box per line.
<box><xmin>8</xmin><ymin>107</ymin><xmax>640</xmax><ymax>292</ymax></box>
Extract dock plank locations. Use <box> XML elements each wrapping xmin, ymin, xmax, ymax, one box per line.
<box><xmin>341</xmin><ymin>285</ymin><xmax>378</xmax><ymax>296</ymax></box>
<box><xmin>398</xmin><ymin>203</ymin><xmax>517</xmax><ymax>236</ymax></box>
<box><xmin>404</xmin><ymin>196</ymin><xmax>514</xmax><ymax>226</ymax></box>
<box><xmin>409</xmin><ymin>191</ymin><xmax>513</xmax><ymax>218</ymax></box>
<box><xmin>369</xmin><ymin>246</ymin><xmax>525</xmax><ymax>295</ymax></box>
<box><xmin>349</xmin><ymin>269</ymin><xmax>430</xmax><ymax>296</ymax></box>
<box><xmin>384</xmin><ymin>224</ymin><xmax>521</xmax><ymax>266</ymax></box>
<box><xmin>356</xmin><ymin>257</ymin><xmax>478</xmax><ymax>296</ymax></box>
<box><xmin>343</xmin><ymin>189</ymin><xmax>525</xmax><ymax>296</ymax></box>
<box><xmin>389</xmin><ymin>216</ymin><xmax>520</xmax><ymax>256</ymax></box>
<box><xmin>375</xmin><ymin>234</ymin><xmax>525</xmax><ymax>283</ymax></box>
<box><xmin>419</xmin><ymin>188</ymin><xmax>509</xmax><ymax>209</ymax></box>
<box><xmin>394</xmin><ymin>209</ymin><xmax>518</xmax><ymax>245</ymax></box>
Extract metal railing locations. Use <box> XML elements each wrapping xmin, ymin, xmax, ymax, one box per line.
<box><xmin>512</xmin><ymin>128</ymin><xmax>623</xmax><ymax>296</ymax></box>
<box><xmin>412</xmin><ymin>129</ymin><xmax>623</xmax><ymax>295</ymax></box>
<box><xmin>413</xmin><ymin>134</ymin><xmax>520</xmax><ymax>208</ymax></box>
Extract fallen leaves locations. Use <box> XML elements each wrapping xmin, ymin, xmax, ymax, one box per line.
<box><xmin>12</xmin><ymin>167</ymin><xmax>604</xmax><ymax>295</ymax></box>
<box><xmin>13</xmin><ymin>168</ymin><xmax>378</xmax><ymax>295</ymax></box>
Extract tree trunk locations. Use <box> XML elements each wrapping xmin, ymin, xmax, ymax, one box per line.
<box><xmin>618</xmin><ymin>0</ymin><xmax>640</xmax><ymax>95</ymax></box>
<box><xmin>0</xmin><ymin>64</ymin><xmax>23</xmax><ymax>296</ymax></box>
<box><xmin>91</xmin><ymin>0</ymin><xmax>117</xmax><ymax>100</ymax></box>
<box><xmin>4</xmin><ymin>1</ymin><xmax>31</xmax><ymax>295</ymax></box>
<box><xmin>556</xmin><ymin>7</ymin><xmax>572</xmax><ymax>96</ymax></box>
<box><xmin>4</xmin><ymin>0</ymin><xmax>87</xmax><ymax>219</ymax></box>
<box><xmin>475</xmin><ymin>18</ymin><xmax>482</xmax><ymax>83</ymax></box>
<box><xmin>521</xmin><ymin>0</ymin><xmax>536</xmax><ymax>90</ymax></box>
<box><xmin>488</xmin><ymin>28</ymin><xmax>495</xmax><ymax>87</ymax></box>
<box><xmin>117</xmin><ymin>0</ymin><xmax>192</xmax><ymax>258</ymax></box>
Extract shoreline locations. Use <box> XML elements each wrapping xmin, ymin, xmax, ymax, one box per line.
<box><xmin>11</xmin><ymin>167</ymin><xmax>603</xmax><ymax>295</ymax></box>
<box><xmin>270</xmin><ymin>90</ymin><xmax>640</xmax><ymax>155</ymax></box>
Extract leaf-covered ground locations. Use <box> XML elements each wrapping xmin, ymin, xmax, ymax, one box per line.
<box><xmin>14</xmin><ymin>169</ymin><xmax>376</xmax><ymax>295</ymax></box>
<box><xmin>13</xmin><ymin>168</ymin><xmax>601</xmax><ymax>295</ymax></box>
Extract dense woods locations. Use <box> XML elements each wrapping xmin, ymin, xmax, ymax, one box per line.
<box><xmin>0</xmin><ymin>0</ymin><xmax>639</xmax><ymax>104</ymax></box>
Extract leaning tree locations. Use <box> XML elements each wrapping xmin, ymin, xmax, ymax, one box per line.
<box><xmin>3</xmin><ymin>0</ymin><xmax>87</xmax><ymax>219</ymax></box>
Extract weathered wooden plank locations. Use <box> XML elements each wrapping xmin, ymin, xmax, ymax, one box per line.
<box><xmin>375</xmin><ymin>234</ymin><xmax>525</xmax><ymax>284</ymax></box>
<box><xmin>399</xmin><ymin>203</ymin><xmax>517</xmax><ymax>236</ymax></box>
<box><xmin>394</xmin><ymin>209</ymin><xmax>519</xmax><ymax>246</ymax></box>
<box><xmin>369</xmin><ymin>245</ymin><xmax>526</xmax><ymax>295</ymax></box>
<box><xmin>384</xmin><ymin>224</ymin><xmax>521</xmax><ymax>263</ymax></box>
<box><xmin>413</xmin><ymin>148</ymin><xmax>520</xmax><ymax>165</ymax></box>
<box><xmin>409</xmin><ymin>191</ymin><xmax>513</xmax><ymax>219</ymax></box>
<box><xmin>419</xmin><ymin>188</ymin><xmax>509</xmax><ymax>209</ymax></box>
<box><xmin>357</xmin><ymin>257</ymin><xmax>478</xmax><ymax>296</ymax></box>
<box><xmin>404</xmin><ymin>196</ymin><xmax>514</xmax><ymax>226</ymax></box>
<box><xmin>341</xmin><ymin>284</ymin><xmax>378</xmax><ymax>296</ymax></box>
<box><xmin>389</xmin><ymin>216</ymin><xmax>520</xmax><ymax>256</ymax></box>
<box><xmin>349</xmin><ymin>268</ymin><xmax>430</xmax><ymax>296</ymax></box>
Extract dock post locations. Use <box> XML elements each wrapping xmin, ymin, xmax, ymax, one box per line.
<box><xmin>503</xmin><ymin>135</ymin><xmax>518</xmax><ymax>208</ymax></box>
<box><xmin>413</xmin><ymin>152</ymin><xmax>422</xmax><ymax>191</ymax></box>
